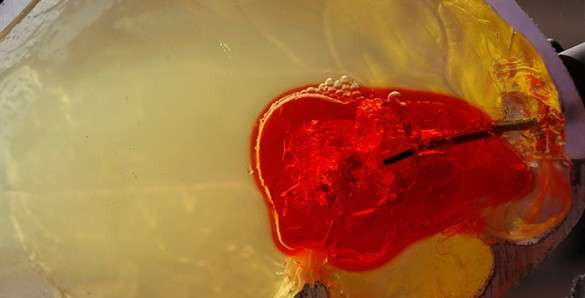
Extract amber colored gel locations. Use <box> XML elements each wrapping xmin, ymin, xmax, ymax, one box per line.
<box><xmin>251</xmin><ymin>86</ymin><xmax>534</xmax><ymax>271</ymax></box>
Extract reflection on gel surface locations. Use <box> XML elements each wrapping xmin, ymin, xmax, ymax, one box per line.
<box><xmin>0</xmin><ymin>0</ymin><xmax>574</xmax><ymax>297</ymax></box>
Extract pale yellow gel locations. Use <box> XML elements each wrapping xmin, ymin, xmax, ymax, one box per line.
<box><xmin>0</xmin><ymin>0</ymin><xmax>568</xmax><ymax>297</ymax></box>
<box><xmin>329</xmin><ymin>235</ymin><xmax>493</xmax><ymax>298</ymax></box>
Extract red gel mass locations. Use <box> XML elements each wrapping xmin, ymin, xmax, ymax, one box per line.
<box><xmin>251</xmin><ymin>85</ymin><xmax>534</xmax><ymax>271</ymax></box>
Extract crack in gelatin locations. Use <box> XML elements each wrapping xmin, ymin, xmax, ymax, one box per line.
<box><xmin>251</xmin><ymin>77</ymin><xmax>534</xmax><ymax>271</ymax></box>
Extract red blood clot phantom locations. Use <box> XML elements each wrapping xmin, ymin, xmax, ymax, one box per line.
<box><xmin>251</xmin><ymin>78</ymin><xmax>534</xmax><ymax>271</ymax></box>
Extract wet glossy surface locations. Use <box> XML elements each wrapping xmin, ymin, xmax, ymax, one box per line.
<box><xmin>0</xmin><ymin>0</ymin><xmax>573</xmax><ymax>297</ymax></box>
<box><xmin>253</xmin><ymin>84</ymin><xmax>534</xmax><ymax>271</ymax></box>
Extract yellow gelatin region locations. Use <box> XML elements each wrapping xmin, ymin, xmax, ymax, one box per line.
<box><xmin>0</xmin><ymin>0</ymin><xmax>570</xmax><ymax>297</ymax></box>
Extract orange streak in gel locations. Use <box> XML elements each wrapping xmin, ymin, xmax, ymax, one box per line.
<box><xmin>251</xmin><ymin>86</ymin><xmax>534</xmax><ymax>271</ymax></box>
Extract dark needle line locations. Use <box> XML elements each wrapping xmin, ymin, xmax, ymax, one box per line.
<box><xmin>383</xmin><ymin>118</ymin><xmax>537</xmax><ymax>166</ymax></box>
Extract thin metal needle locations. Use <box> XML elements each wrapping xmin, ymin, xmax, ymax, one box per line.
<box><xmin>383</xmin><ymin>118</ymin><xmax>537</xmax><ymax>166</ymax></box>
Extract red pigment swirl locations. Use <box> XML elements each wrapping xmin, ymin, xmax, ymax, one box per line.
<box><xmin>251</xmin><ymin>86</ymin><xmax>534</xmax><ymax>271</ymax></box>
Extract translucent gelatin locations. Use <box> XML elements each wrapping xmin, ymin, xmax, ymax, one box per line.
<box><xmin>0</xmin><ymin>0</ymin><xmax>572</xmax><ymax>297</ymax></box>
<box><xmin>252</xmin><ymin>82</ymin><xmax>534</xmax><ymax>271</ymax></box>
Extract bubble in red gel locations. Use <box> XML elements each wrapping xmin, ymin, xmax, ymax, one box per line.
<box><xmin>251</xmin><ymin>83</ymin><xmax>534</xmax><ymax>271</ymax></box>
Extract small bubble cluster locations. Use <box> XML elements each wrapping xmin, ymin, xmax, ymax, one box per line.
<box><xmin>300</xmin><ymin>75</ymin><xmax>363</xmax><ymax>100</ymax></box>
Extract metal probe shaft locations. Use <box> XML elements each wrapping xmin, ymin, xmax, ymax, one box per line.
<box><xmin>383</xmin><ymin>118</ymin><xmax>537</xmax><ymax>166</ymax></box>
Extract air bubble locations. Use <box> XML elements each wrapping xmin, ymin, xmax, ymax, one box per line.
<box><xmin>387</xmin><ymin>91</ymin><xmax>401</xmax><ymax>99</ymax></box>
<box><xmin>339</xmin><ymin>75</ymin><xmax>351</xmax><ymax>84</ymax></box>
<box><xmin>387</xmin><ymin>91</ymin><xmax>407</xmax><ymax>106</ymax></box>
